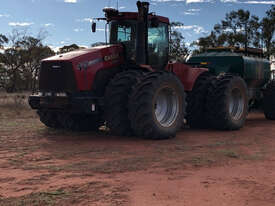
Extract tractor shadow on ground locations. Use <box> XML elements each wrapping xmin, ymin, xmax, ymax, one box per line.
<box><xmin>38</xmin><ymin>112</ymin><xmax>272</xmax><ymax>149</ymax></box>
<box><xmin>39</xmin><ymin>126</ymin><xmax>143</xmax><ymax>143</ymax></box>
<box><xmin>182</xmin><ymin>112</ymin><xmax>271</xmax><ymax>133</ymax></box>
<box><xmin>245</xmin><ymin>112</ymin><xmax>274</xmax><ymax>128</ymax></box>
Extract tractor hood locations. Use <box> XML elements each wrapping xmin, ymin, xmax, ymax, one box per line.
<box><xmin>40</xmin><ymin>44</ymin><xmax>124</xmax><ymax>92</ymax></box>
<box><xmin>43</xmin><ymin>44</ymin><xmax>124</xmax><ymax>64</ymax></box>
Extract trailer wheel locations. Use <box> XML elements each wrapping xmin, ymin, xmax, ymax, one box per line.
<box><xmin>206</xmin><ymin>74</ymin><xmax>248</xmax><ymax>130</ymax></box>
<box><xmin>37</xmin><ymin>110</ymin><xmax>62</xmax><ymax>129</ymax></box>
<box><xmin>129</xmin><ymin>71</ymin><xmax>185</xmax><ymax>139</ymax></box>
<box><xmin>186</xmin><ymin>72</ymin><xmax>215</xmax><ymax>128</ymax></box>
<box><xmin>104</xmin><ymin>70</ymin><xmax>144</xmax><ymax>136</ymax></box>
<box><xmin>263</xmin><ymin>80</ymin><xmax>275</xmax><ymax>120</ymax></box>
<box><xmin>59</xmin><ymin>114</ymin><xmax>102</xmax><ymax>131</ymax></box>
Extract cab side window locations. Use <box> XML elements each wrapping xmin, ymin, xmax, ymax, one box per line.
<box><xmin>117</xmin><ymin>25</ymin><xmax>132</xmax><ymax>42</ymax></box>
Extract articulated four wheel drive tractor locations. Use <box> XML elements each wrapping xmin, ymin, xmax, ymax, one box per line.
<box><xmin>29</xmin><ymin>1</ymin><xmax>274</xmax><ymax>139</ymax></box>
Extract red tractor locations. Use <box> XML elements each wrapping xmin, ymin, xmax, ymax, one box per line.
<box><xmin>28</xmin><ymin>1</ymin><xmax>215</xmax><ymax>139</ymax></box>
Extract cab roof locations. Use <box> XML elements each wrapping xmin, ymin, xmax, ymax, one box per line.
<box><xmin>109</xmin><ymin>12</ymin><xmax>170</xmax><ymax>24</ymax></box>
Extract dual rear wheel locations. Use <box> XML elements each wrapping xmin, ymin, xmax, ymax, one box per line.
<box><xmin>187</xmin><ymin>73</ymin><xmax>248</xmax><ymax>130</ymax></box>
<box><xmin>205</xmin><ymin>74</ymin><xmax>248</xmax><ymax>130</ymax></box>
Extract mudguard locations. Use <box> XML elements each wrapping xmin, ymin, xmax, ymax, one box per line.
<box><xmin>166</xmin><ymin>62</ymin><xmax>208</xmax><ymax>91</ymax></box>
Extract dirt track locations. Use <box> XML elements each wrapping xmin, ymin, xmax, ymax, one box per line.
<box><xmin>0</xmin><ymin>107</ymin><xmax>275</xmax><ymax>206</ymax></box>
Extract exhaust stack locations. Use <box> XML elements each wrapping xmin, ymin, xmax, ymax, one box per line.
<box><xmin>136</xmin><ymin>1</ymin><xmax>149</xmax><ymax>65</ymax></box>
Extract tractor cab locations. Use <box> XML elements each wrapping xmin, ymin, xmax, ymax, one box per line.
<box><xmin>108</xmin><ymin>14</ymin><xmax>169</xmax><ymax>69</ymax></box>
<box><xmin>94</xmin><ymin>5</ymin><xmax>170</xmax><ymax>70</ymax></box>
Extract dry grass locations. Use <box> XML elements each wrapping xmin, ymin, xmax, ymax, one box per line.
<box><xmin>0</xmin><ymin>92</ymin><xmax>35</xmax><ymax>118</ymax></box>
<box><xmin>0</xmin><ymin>92</ymin><xmax>30</xmax><ymax>108</ymax></box>
<box><xmin>0</xmin><ymin>181</ymin><xmax>129</xmax><ymax>206</ymax></box>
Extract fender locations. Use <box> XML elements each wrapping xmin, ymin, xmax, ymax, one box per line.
<box><xmin>166</xmin><ymin>62</ymin><xmax>208</xmax><ymax>91</ymax></box>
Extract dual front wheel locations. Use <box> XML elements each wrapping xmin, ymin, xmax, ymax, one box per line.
<box><xmin>105</xmin><ymin>70</ymin><xmax>185</xmax><ymax>139</ymax></box>
<box><xmin>129</xmin><ymin>71</ymin><xmax>185</xmax><ymax>139</ymax></box>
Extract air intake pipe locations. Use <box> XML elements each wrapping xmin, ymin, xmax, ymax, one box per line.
<box><xmin>136</xmin><ymin>1</ymin><xmax>149</xmax><ymax>65</ymax></box>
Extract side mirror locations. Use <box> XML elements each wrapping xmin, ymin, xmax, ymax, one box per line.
<box><xmin>151</xmin><ymin>17</ymin><xmax>159</xmax><ymax>28</ymax></box>
<box><xmin>92</xmin><ymin>22</ymin><xmax>96</xmax><ymax>33</ymax></box>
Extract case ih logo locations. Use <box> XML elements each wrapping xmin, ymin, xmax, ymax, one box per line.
<box><xmin>77</xmin><ymin>58</ymin><xmax>102</xmax><ymax>71</ymax></box>
<box><xmin>77</xmin><ymin>53</ymin><xmax>119</xmax><ymax>71</ymax></box>
<box><xmin>104</xmin><ymin>53</ymin><xmax>119</xmax><ymax>62</ymax></box>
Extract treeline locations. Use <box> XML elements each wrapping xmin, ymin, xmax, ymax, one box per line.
<box><xmin>193</xmin><ymin>5</ymin><xmax>275</xmax><ymax>57</ymax></box>
<box><xmin>0</xmin><ymin>5</ymin><xmax>274</xmax><ymax>92</ymax></box>
<box><xmin>151</xmin><ymin>5</ymin><xmax>274</xmax><ymax>61</ymax></box>
<box><xmin>0</xmin><ymin>30</ymin><xmax>54</xmax><ymax>92</ymax></box>
<box><xmin>0</xmin><ymin>31</ymin><xmax>87</xmax><ymax>92</ymax></box>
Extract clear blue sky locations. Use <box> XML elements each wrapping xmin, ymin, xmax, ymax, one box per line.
<box><xmin>0</xmin><ymin>0</ymin><xmax>274</xmax><ymax>51</ymax></box>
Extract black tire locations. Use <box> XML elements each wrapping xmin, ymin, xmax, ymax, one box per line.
<box><xmin>186</xmin><ymin>72</ymin><xmax>215</xmax><ymax>128</ymax></box>
<box><xmin>129</xmin><ymin>71</ymin><xmax>185</xmax><ymax>139</ymax></box>
<box><xmin>206</xmin><ymin>74</ymin><xmax>248</xmax><ymax>130</ymax></box>
<box><xmin>263</xmin><ymin>80</ymin><xmax>275</xmax><ymax>120</ymax></box>
<box><xmin>104</xmin><ymin>70</ymin><xmax>144</xmax><ymax>136</ymax></box>
<box><xmin>37</xmin><ymin>110</ymin><xmax>62</xmax><ymax>129</ymax></box>
<box><xmin>59</xmin><ymin>114</ymin><xmax>102</xmax><ymax>131</ymax></box>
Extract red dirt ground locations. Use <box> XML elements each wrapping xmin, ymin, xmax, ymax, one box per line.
<box><xmin>0</xmin><ymin>108</ymin><xmax>275</xmax><ymax>206</ymax></box>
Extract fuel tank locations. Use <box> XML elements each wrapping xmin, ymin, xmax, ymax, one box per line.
<box><xmin>39</xmin><ymin>44</ymin><xmax>124</xmax><ymax>92</ymax></box>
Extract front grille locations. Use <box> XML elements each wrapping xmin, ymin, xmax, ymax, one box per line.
<box><xmin>39</xmin><ymin>61</ymin><xmax>77</xmax><ymax>92</ymax></box>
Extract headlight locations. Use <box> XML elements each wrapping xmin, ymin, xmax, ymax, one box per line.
<box><xmin>33</xmin><ymin>92</ymin><xmax>43</xmax><ymax>96</ymax></box>
<box><xmin>56</xmin><ymin>92</ymin><xmax>67</xmax><ymax>97</ymax></box>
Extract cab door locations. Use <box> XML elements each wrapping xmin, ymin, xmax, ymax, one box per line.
<box><xmin>148</xmin><ymin>22</ymin><xmax>169</xmax><ymax>70</ymax></box>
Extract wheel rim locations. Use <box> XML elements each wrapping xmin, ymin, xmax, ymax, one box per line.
<box><xmin>229</xmin><ymin>88</ymin><xmax>244</xmax><ymax>121</ymax></box>
<box><xmin>154</xmin><ymin>87</ymin><xmax>179</xmax><ymax>127</ymax></box>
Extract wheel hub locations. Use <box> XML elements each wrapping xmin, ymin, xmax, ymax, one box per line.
<box><xmin>154</xmin><ymin>87</ymin><xmax>179</xmax><ymax>127</ymax></box>
<box><xmin>229</xmin><ymin>88</ymin><xmax>244</xmax><ymax>121</ymax></box>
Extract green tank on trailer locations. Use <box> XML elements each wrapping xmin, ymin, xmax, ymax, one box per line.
<box><xmin>187</xmin><ymin>47</ymin><xmax>270</xmax><ymax>87</ymax></box>
<box><xmin>185</xmin><ymin>47</ymin><xmax>274</xmax><ymax>130</ymax></box>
